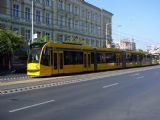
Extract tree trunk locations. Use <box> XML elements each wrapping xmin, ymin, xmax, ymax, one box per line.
<box><xmin>8</xmin><ymin>53</ymin><xmax>13</xmax><ymax>71</ymax></box>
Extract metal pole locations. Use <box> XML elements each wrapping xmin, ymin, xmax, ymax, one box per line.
<box><xmin>31</xmin><ymin>0</ymin><xmax>34</xmax><ymax>44</ymax></box>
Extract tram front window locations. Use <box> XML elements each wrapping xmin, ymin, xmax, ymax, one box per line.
<box><xmin>28</xmin><ymin>47</ymin><xmax>41</xmax><ymax>63</ymax></box>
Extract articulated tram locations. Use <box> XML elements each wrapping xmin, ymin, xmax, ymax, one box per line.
<box><xmin>27</xmin><ymin>42</ymin><xmax>159</xmax><ymax>76</ymax></box>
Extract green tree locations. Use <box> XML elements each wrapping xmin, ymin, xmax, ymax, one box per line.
<box><xmin>0</xmin><ymin>29</ymin><xmax>25</xmax><ymax>71</ymax></box>
<box><xmin>37</xmin><ymin>35</ymin><xmax>48</xmax><ymax>43</ymax></box>
<box><xmin>137</xmin><ymin>49</ymin><xmax>144</xmax><ymax>52</ymax></box>
<box><xmin>65</xmin><ymin>37</ymin><xmax>84</xmax><ymax>44</ymax></box>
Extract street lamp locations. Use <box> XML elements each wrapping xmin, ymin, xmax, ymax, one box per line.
<box><xmin>31</xmin><ymin>0</ymin><xmax>34</xmax><ymax>44</ymax></box>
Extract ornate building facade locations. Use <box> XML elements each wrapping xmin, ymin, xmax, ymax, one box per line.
<box><xmin>0</xmin><ymin>0</ymin><xmax>113</xmax><ymax>47</ymax></box>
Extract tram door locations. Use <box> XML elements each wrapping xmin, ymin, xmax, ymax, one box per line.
<box><xmin>122</xmin><ymin>51</ymin><xmax>126</xmax><ymax>68</ymax></box>
<box><xmin>116</xmin><ymin>53</ymin><xmax>121</xmax><ymax>66</ymax></box>
<box><xmin>83</xmin><ymin>52</ymin><xmax>91</xmax><ymax>71</ymax></box>
<box><xmin>52</xmin><ymin>51</ymin><xmax>63</xmax><ymax>74</ymax></box>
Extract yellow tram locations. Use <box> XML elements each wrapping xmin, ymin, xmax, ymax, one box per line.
<box><xmin>27</xmin><ymin>42</ymin><xmax>158</xmax><ymax>77</ymax></box>
<box><xmin>27</xmin><ymin>42</ymin><xmax>94</xmax><ymax>76</ymax></box>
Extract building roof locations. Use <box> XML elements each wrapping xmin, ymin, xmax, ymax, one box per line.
<box><xmin>82</xmin><ymin>0</ymin><xmax>113</xmax><ymax>16</ymax></box>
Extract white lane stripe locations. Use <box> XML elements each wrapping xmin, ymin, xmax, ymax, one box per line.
<box><xmin>131</xmin><ymin>73</ymin><xmax>139</xmax><ymax>76</ymax></box>
<box><xmin>9</xmin><ymin>100</ymin><xmax>55</xmax><ymax>113</ymax></box>
<box><xmin>136</xmin><ymin>76</ymin><xmax>144</xmax><ymax>79</ymax></box>
<box><xmin>102</xmin><ymin>83</ymin><xmax>119</xmax><ymax>89</ymax></box>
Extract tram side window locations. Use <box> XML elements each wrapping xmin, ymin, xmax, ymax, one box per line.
<box><xmin>41</xmin><ymin>48</ymin><xmax>50</xmax><ymax>66</ymax></box>
<box><xmin>64</xmin><ymin>51</ymin><xmax>73</xmax><ymax>65</ymax></box>
<box><xmin>135</xmin><ymin>54</ymin><xmax>138</xmax><ymax>62</ymax></box>
<box><xmin>144</xmin><ymin>55</ymin><xmax>146</xmax><ymax>60</ymax></box>
<box><xmin>64</xmin><ymin>51</ymin><xmax>83</xmax><ymax>65</ymax></box>
<box><xmin>75</xmin><ymin>52</ymin><xmax>83</xmax><ymax>64</ymax></box>
<box><xmin>139</xmin><ymin>55</ymin><xmax>143</xmax><ymax>62</ymax></box>
<box><xmin>97</xmin><ymin>52</ymin><xmax>115</xmax><ymax>63</ymax></box>
<box><xmin>131</xmin><ymin>54</ymin><xmax>134</xmax><ymax>62</ymax></box>
<box><xmin>130</xmin><ymin>54</ymin><xmax>133</xmax><ymax>62</ymax></box>
<box><xmin>97</xmin><ymin>53</ymin><xmax>106</xmax><ymax>63</ymax></box>
<box><xmin>147</xmin><ymin>55</ymin><xmax>151</xmax><ymax>62</ymax></box>
<box><xmin>132</xmin><ymin>54</ymin><xmax>137</xmax><ymax>62</ymax></box>
<box><xmin>141</xmin><ymin>55</ymin><xmax>144</xmax><ymax>62</ymax></box>
<box><xmin>126</xmin><ymin>53</ymin><xmax>132</xmax><ymax>62</ymax></box>
<box><xmin>106</xmin><ymin>53</ymin><xmax>116</xmax><ymax>63</ymax></box>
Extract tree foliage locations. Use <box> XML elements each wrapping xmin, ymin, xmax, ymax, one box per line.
<box><xmin>37</xmin><ymin>35</ymin><xmax>48</xmax><ymax>43</ymax></box>
<box><xmin>0</xmin><ymin>29</ymin><xmax>25</xmax><ymax>54</ymax></box>
<box><xmin>65</xmin><ymin>37</ymin><xmax>84</xmax><ymax>44</ymax></box>
<box><xmin>0</xmin><ymin>29</ymin><xmax>25</xmax><ymax>71</ymax></box>
<box><xmin>137</xmin><ymin>49</ymin><xmax>144</xmax><ymax>52</ymax></box>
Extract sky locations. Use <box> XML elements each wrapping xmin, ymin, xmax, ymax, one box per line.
<box><xmin>86</xmin><ymin>0</ymin><xmax>160</xmax><ymax>50</ymax></box>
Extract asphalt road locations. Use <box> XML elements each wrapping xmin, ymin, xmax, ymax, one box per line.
<box><xmin>0</xmin><ymin>66</ymin><xmax>160</xmax><ymax>120</ymax></box>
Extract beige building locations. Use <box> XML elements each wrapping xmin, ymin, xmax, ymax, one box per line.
<box><xmin>0</xmin><ymin>0</ymin><xmax>113</xmax><ymax>48</ymax></box>
<box><xmin>115</xmin><ymin>39</ymin><xmax>136</xmax><ymax>50</ymax></box>
<box><xmin>147</xmin><ymin>44</ymin><xmax>160</xmax><ymax>55</ymax></box>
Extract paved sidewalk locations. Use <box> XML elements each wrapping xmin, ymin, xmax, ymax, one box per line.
<box><xmin>0</xmin><ymin>73</ymin><xmax>33</xmax><ymax>82</ymax></box>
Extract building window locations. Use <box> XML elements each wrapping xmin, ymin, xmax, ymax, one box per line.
<box><xmin>86</xmin><ymin>23</ymin><xmax>89</xmax><ymax>33</ymax></box>
<box><xmin>59</xmin><ymin>0</ymin><xmax>63</xmax><ymax>10</ymax></box>
<box><xmin>35</xmin><ymin>0</ymin><xmax>40</xmax><ymax>4</ymax></box>
<box><xmin>25</xmin><ymin>7</ymin><xmax>31</xmax><ymax>21</ymax></box>
<box><xmin>36</xmin><ymin>10</ymin><xmax>41</xmax><ymax>23</ymax></box>
<box><xmin>74</xmin><ymin>6</ymin><xmax>78</xmax><ymax>15</ymax></box>
<box><xmin>87</xmin><ymin>11</ymin><xmax>90</xmax><ymax>20</ymax></box>
<box><xmin>67</xmin><ymin>18</ymin><xmax>72</xmax><ymax>29</ymax></box>
<box><xmin>25</xmin><ymin>29</ymin><xmax>31</xmax><ymax>41</ymax></box>
<box><xmin>91</xmin><ymin>40</ymin><xmax>95</xmax><ymax>46</ymax></box>
<box><xmin>96</xmin><ymin>40</ymin><xmax>99</xmax><ymax>47</ymax></box>
<box><xmin>88</xmin><ymin>24</ymin><xmax>91</xmax><ymax>34</ymax></box>
<box><xmin>13</xmin><ymin>4</ymin><xmax>19</xmax><ymax>17</ymax></box>
<box><xmin>57</xmin><ymin>34</ymin><xmax>63</xmax><ymax>42</ymax></box>
<box><xmin>46</xmin><ymin>33</ymin><xmax>50</xmax><ymax>40</ymax></box>
<box><xmin>81</xmin><ymin>9</ymin><xmax>85</xmax><ymax>18</ymax></box>
<box><xmin>79</xmin><ymin>21</ymin><xmax>82</xmax><ymax>32</ymax></box>
<box><xmin>45</xmin><ymin>0</ymin><xmax>50</xmax><ymax>6</ymax></box>
<box><xmin>59</xmin><ymin>15</ymin><xmax>65</xmax><ymax>27</ymax></box>
<box><xmin>97</xmin><ymin>15</ymin><xmax>100</xmax><ymax>23</ymax></box>
<box><xmin>98</xmin><ymin>26</ymin><xmax>101</xmax><ymax>36</ymax></box>
<box><xmin>66</xmin><ymin>3</ymin><xmax>71</xmax><ymax>13</ymax></box>
<box><xmin>95</xmin><ymin>14</ymin><xmax>98</xmax><ymax>22</ymax></box>
<box><xmin>36</xmin><ymin>31</ymin><xmax>41</xmax><ymax>38</ymax></box>
<box><xmin>91</xmin><ymin>24</ymin><xmax>94</xmax><ymax>34</ymax></box>
<box><xmin>86</xmin><ymin>39</ymin><xmax>90</xmax><ymax>45</ymax></box>
<box><xmin>13</xmin><ymin>28</ymin><xmax>19</xmax><ymax>35</ymax></box>
<box><xmin>81</xmin><ymin>22</ymin><xmax>85</xmax><ymax>32</ymax></box>
<box><xmin>74</xmin><ymin>20</ymin><xmax>79</xmax><ymax>30</ymax></box>
<box><xmin>46</xmin><ymin>12</ymin><xmax>50</xmax><ymax>25</ymax></box>
<box><xmin>91</xmin><ymin>13</ymin><xmax>94</xmax><ymax>21</ymax></box>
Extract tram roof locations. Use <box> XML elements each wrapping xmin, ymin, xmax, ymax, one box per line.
<box><xmin>96</xmin><ymin>48</ymin><xmax>122</xmax><ymax>52</ymax></box>
<box><xmin>43</xmin><ymin>42</ymin><xmax>94</xmax><ymax>50</ymax></box>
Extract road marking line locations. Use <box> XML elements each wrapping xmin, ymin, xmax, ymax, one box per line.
<box><xmin>9</xmin><ymin>99</ymin><xmax>55</xmax><ymax>113</ymax></box>
<box><xmin>131</xmin><ymin>73</ymin><xmax>139</xmax><ymax>76</ymax></box>
<box><xmin>102</xmin><ymin>83</ymin><xmax>119</xmax><ymax>89</ymax></box>
<box><xmin>136</xmin><ymin>76</ymin><xmax>144</xmax><ymax>79</ymax></box>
